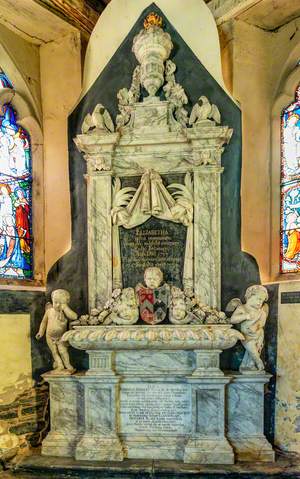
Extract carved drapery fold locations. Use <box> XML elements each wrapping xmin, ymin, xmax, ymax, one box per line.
<box><xmin>111</xmin><ymin>170</ymin><xmax>194</xmax><ymax>290</ymax></box>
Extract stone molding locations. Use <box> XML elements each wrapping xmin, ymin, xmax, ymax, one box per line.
<box><xmin>62</xmin><ymin>324</ymin><xmax>243</xmax><ymax>351</ymax></box>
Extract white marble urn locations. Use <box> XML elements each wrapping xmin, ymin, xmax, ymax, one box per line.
<box><xmin>132</xmin><ymin>22</ymin><xmax>173</xmax><ymax>97</ymax></box>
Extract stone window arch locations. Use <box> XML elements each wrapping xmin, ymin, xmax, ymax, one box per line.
<box><xmin>271</xmin><ymin>64</ymin><xmax>300</xmax><ymax>280</ymax></box>
<box><xmin>280</xmin><ymin>84</ymin><xmax>300</xmax><ymax>273</ymax></box>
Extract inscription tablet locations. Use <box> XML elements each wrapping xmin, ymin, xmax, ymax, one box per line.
<box><xmin>281</xmin><ymin>291</ymin><xmax>300</xmax><ymax>304</ymax></box>
<box><xmin>120</xmin><ymin>216</ymin><xmax>186</xmax><ymax>289</ymax></box>
<box><xmin>120</xmin><ymin>383</ymin><xmax>191</xmax><ymax>434</ymax></box>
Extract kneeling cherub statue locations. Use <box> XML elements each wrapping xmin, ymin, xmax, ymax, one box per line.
<box><xmin>36</xmin><ymin>289</ymin><xmax>78</xmax><ymax>374</ymax></box>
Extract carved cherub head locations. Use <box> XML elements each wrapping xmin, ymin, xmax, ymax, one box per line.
<box><xmin>171</xmin><ymin>296</ymin><xmax>187</xmax><ymax>321</ymax></box>
<box><xmin>120</xmin><ymin>288</ymin><xmax>137</xmax><ymax>306</ymax></box>
<box><xmin>144</xmin><ymin>267</ymin><xmax>163</xmax><ymax>289</ymax></box>
<box><xmin>244</xmin><ymin>285</ymin><xmax>268</xmax><ymax>310</ymax></box>
<box><xmin>51</xmin><ymin>289</ymin><xmax>70</xmax><ymax>311</ymax></box>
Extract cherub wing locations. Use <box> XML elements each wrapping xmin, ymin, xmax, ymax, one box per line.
<box><xmin>263</xmin><ymin>303</ymin><xmax>269</xmax><ymax>317</ymax></box>
<box><xmin>103</xmin><ymin>109</ymin><xmax>115</xmax><ymax>132</ymax></box>
<box><xmin>45</xmin><ymin>301</ymin><xmax>52</xmax><ymax>311</ymax></box>
<box><xmin>225</xmin><ymin>298</ymin><xmax>242</xmax><ymax>314</ymax></box>
<box><xmin>211</xmin><ymin>104</ymin><xmax>221</xmax><ymax>124</ymax></box>
<box><xmin>189</xmin><ymin>104</ymin><xmax>198</xmax><ymax>125</ymax></box>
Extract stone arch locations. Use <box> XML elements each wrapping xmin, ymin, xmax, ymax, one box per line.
<box><xmin>271</xmin><ymin>54</ymin><xmax>300</xmax><ymax>281</ymax></box>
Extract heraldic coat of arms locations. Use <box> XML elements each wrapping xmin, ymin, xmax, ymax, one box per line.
<box><xmin>136</xmin><ymin>267</ymin><xmax>170</xmax><ymax>324</ymax></box>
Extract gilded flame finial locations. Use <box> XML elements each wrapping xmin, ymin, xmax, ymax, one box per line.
<box><xmin>143</xmin><ymin>12</ymin><xmax>163</xmax><ymax>29</ymax></box>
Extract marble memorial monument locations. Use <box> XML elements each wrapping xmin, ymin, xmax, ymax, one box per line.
<box><xmin>39</xmin><ymin>12</ymin><xmax>275</xmax><ymax>465</ymax></box>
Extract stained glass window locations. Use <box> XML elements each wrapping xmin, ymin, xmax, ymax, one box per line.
<box><xmin>0</xmin><ymin>69</ymin><xmax>13</xmax><ymax>89</ymax></box>
<box><xmin>0</xmin><ymin>103</ymin><xmax>33</xmax><ymax>278</ymax></box>
<box><xmin>280</xmin><ymin>84</ymin><xmax>300</xmax><ymax>273</ymax></box>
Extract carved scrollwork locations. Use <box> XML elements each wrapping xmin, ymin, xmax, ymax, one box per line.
<box><xmin>116</xmin><ymin>66</ymin><xmax>141</xmax><ymax>131</ymax></box>
<box><xmin>163</xmin><ymin>60</ymin><xmax>189</xmax><ymax>130</ymax></box>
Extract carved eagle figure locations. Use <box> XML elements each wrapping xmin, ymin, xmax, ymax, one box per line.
<box><xmin>81</xmin><ymin>104</ymin><xmax>114</xmax><ymax>134</ymax></box>
<box><xmin>189</xmin><ymin>96</ymin><xmax>221</xmax><ymax>125</ymax></box>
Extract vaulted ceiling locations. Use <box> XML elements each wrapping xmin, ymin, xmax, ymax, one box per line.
<box><xmin>38</xmin><ymin>0</ymin><xmax>300</xmax><ymax>34</ymax></box>
<box><xmin>0</xmin><ymin>0</ymin><xmax>299</xmax><ymax>44</ymax></box>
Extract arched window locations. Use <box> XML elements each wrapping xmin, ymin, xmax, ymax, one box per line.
<box><xmin>280</xmin><ymin>84</ymin><xmax>300</xmax><ymax>273</ymax></box>
<box><xmin>0</xmin><ymin>71</ymin><xmax>33</xmax><ymax>279</ymax></box>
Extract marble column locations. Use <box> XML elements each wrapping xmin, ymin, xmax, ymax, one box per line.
<box><xmin>226</xmin><ymin>373</ymin><xmax>275</xmax><ymax>462</ymax></box>
<box><xmin>75</xmin><ymin>376</ymin><xmax>123</xmax><ymax>461</ymax></box>
<box><xmin>193</xmin><ymin>167</ymin><xmax>222</xmax><ymax>309</ymax></box>
<box><xmin>41</xmin><ymin>375</ymin><xmax>83</xmax><ymax>457</ymax></box>
<box><xmin>87</xmin><ymin>172</ymin><xmax>112</xmax><ymax>309</ymax></box>
<box><xmin>184</xmin><ymin>376</ymin><xmax>234</xmax><ymax>464</ymax></box>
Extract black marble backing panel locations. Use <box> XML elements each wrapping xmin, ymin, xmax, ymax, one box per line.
<box><xmin>47</xmin><ymin>2</ymin><xmax>260</xmax><ymax>314</ymax></box>
<box><xmin>264</xmin><ymin>283</ymin><xmax>279</xmax><ymax>444</ymax></box>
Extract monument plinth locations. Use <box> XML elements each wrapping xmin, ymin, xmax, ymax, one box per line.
<box><xmin>40</xmin><ymin>12</ymin><xmax>274</xmax><ymax>465</ymax></box>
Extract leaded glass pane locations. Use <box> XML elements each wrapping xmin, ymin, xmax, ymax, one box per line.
<box><xmin>280</xmin><ymin>85</ymin><xmax>300</xmax><ymax>273</ymax></box>
<box><xmin>0</xmin><ymin>104</ymin><xmax>32</xmax><ymax>278</ymax></box>
<box><xmin>0</xmin><ymin>69</ymin><xmax>13</xmax><ymax>89</ymax></box>
<box><xmin>281</xmin><ymin>182</ymin><xmax>300</xmax><ymax>273</ymax></box>
<box><xmin>281</xmin><ymin>86</ymin><xmax>300</xmax><ymax>181</ymax></box>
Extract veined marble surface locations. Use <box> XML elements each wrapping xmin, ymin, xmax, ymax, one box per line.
<box><xmin>75</xmin><ymin>14</ymin><xmax>233</xmax><ymax>310</ymax></box>
<box><xmin>227</xmin><ymin>373</ymin><xmax>275</xmax><ymax>462</ymax></box>
<box><xmin>87</xmin><ymin>173</ymin><xmax>112</xmax><ymax>308</ymax></box>
<box><xmin>41</xmin><ymin>368</ymin><xmax>275</xmax><ymax>464</ymax></box>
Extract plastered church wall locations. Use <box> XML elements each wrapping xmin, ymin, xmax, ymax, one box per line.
<box><xmin>0</xmin><ymin>15</ymin><xmax>81</xmax><ymax>459</ymax></box>
<box><xmin>219</xmin><ymin>15</ymin><xmax>300</xmax><ymax>453</ymax></box>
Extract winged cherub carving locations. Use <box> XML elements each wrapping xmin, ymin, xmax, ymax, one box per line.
<box><xmin>226</xmin><ymin>285</ymin><xmax>269</xmax><ymax>373</ymax></box>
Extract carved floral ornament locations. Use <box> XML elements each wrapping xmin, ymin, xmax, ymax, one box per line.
<box><xmin>111</xmin><ymin>170</ymin><xmax>193</xmax><ymax>229</ymax></box>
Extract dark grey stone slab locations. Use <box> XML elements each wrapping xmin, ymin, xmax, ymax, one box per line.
<box><xmin>13</xmin><ymin>452</ymin><xmax>300</xmax><ymax>478</ymax></box>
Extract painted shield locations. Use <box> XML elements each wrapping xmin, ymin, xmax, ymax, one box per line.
<box><xmin>137</xmin><ymin>284</ymin><xmax>170</xmax><ymax>325</ymax></box>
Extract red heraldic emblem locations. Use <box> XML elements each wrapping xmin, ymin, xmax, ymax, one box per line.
<box><xmin>136</xmin><ymin>284</ymin><xmax>170</xmax><ymax>325</ymax></box>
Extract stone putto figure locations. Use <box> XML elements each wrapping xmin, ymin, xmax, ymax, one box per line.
<box><xmin>189</xmin><ymin>96</ymin><xmax>221</xmax><ymax>126</ymax></box>
<box><xmin>227</xmin><ymin>285</ymin><xmax>269</xmax><ymax>373</ymax></box>
<box><xmin>169</xmin><ymin>286</ymin><xmax>228</xmax><ymax>325</ymax></box>
<box><xmin>71</xmin><ymin>288</ymin><xmax>139</xmax><ymax>327</ymax></box>
<box><xmin>36</xmin><ymin>289</ymin><xmax>78</xmax><ymax>374</ymax></box>
<box><xmin>101</xmin><ymin>288</ymin><xmax>139</xmax><ymax>325</ymax></box>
